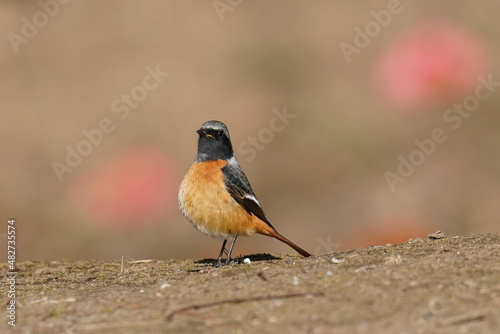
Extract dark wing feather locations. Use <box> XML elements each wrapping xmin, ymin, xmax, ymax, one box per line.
<box><xmin>222</xmin><ymin>162</ymin><xmax>275</xmax><ymax>229</ymax></box>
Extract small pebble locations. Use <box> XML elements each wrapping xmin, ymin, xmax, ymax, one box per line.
<box><xmin>331</xmin><ymin>257</ymin><xmax>344</xmax><ymax>264</ymax></box>
<box><xmin>428</xmin><ymin>230</ymin><xmax>446</xmax><ymax>239</ymax></box>
<box><xmin>243</xmin><ymin>258</ymin><xmax>251</xmax><ymax>264</ymax></box>
<box><xmin>160</xmin><ymin>282</ymin><xmax>171</xmax><ymax>289</ymax></box>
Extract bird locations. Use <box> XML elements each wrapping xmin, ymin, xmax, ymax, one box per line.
<box><xmin>178</xmin><ymin>120</ymin><xmax>311</xmax><ymax>265</ymax></box>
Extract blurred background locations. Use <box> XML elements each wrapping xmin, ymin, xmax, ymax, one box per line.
<box><xmin>1</xmin><ymin>1</ymin><xmax>499</xmax><ymax>261</ymax></box>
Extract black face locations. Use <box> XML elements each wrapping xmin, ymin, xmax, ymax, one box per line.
<box><xmin>195</xmin><ymin>121</ymin><xmax>233</xmax><ymax>161</ymax></box>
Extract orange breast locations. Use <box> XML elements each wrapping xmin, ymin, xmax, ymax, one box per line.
<box><xmin>178</xmin><ymin>160</ymin><xmax>257</xmax><ymax>238</ymax></box>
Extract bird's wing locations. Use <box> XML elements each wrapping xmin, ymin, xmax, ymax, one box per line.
<box><xmin>222</xmin><ymin>162</ymin><xmax>275</xmax><ymax>229</ymax></box>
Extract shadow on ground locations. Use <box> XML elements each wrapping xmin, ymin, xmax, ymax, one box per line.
<box><xmin>2</xmin><ymin>233</ymin><xmax>499</xmax><ymax>333</ymax></box>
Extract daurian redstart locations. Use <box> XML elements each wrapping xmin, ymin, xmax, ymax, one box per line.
<box><xmin>179</xmin><ymin>120</ymin><xmax>310</xmax><ymax>265</ymax></box>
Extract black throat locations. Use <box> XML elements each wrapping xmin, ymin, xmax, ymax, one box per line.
<box><xmin>195</xmin><ymin>134</ymin><xmax>233</xmax><ymax>162</ymax></box>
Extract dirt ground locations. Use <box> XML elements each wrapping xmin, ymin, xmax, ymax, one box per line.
<box><xmin>2</xmin><ymin>233</ymin><xmax>500</xmax><ymax>334</ymax></box>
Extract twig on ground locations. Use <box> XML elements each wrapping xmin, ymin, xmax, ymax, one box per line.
<box><xmin>166</xmin><ymin>291</ymin><xmax>325</xmax><ymax>321</ymax></box>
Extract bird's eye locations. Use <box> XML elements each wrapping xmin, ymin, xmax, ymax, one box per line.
<box><xmin>216</xmin><ymin>130</ymin><xmax>224</xmax><ymax>138</ymax></box>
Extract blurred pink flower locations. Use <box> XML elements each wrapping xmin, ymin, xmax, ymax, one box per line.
<box><xmin>73</xmin><ymin>147</ymin><xmax>177</xmax><ymax>229</ymax></box>
<box><xmin>372</xmin><ymin>20</ymin><xmax>490</xmax><ymax>111</ymax></box>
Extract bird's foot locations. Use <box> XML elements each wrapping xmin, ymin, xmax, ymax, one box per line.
<box><xmin>214</xmin><ymin>257</ymin><xmax>237</xmax><ymax>267</ymax></box>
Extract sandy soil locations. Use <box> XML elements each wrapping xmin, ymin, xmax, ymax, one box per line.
<box><xmin>2</xmin><ymin>233</ymin><xmax>499</xmax><ymax>333</ymax></box>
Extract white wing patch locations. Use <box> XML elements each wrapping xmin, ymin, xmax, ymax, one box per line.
<box><xmin>244</xmin><ymin>193</ymin><xmax>260</xmax><ymax>206</ymax></box>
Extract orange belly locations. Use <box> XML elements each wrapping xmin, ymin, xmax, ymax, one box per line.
<box><xmin>178</xmin><ymin>160</ymin><xmax>257</xmax><ymax>238</ymax></box>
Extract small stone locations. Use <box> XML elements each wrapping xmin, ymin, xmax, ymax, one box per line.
<box><xmin>243</xmin><ymin>258</ymin><xmax>251</xmax><ymax>264</ymax></box>
<box><xmin>160</xmin><ymin>282</ymin><xmax>171</xmax><ymax>289</ymax></box>
<box><xmin>428</xmin><ymin>230</ymin><xmax>446</xmax><ymax>239</ymax></box>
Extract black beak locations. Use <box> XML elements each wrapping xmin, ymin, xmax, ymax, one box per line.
<box><xmin>197</xmin><ymin>129</ymin><xmax>213</xmax><ymax>138</ymax></box>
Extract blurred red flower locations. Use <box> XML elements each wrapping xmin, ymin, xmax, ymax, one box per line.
<box><xmin>372</xmin><ymin>20</ymin><xmax>490</xmax><ymax>111</ymax></box>
<box><xmin>74</xmin><ymin>147</ymin><xmax>177</xmax><ymax>229</ymax></box>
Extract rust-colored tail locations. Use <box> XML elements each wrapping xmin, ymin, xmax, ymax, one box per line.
<box><xmin>252</xmin><ymin>216</ymin><xmax>311</xmax><ymax>257</ymax></box>
<box><xmin>267</xmin><ymin>229</ymin><xmax>311</xmax><ymax>257</ymax></box>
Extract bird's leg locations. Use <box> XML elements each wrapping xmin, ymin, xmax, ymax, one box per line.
<box><xmin>225</xmin><ymin>236</ymin><xmax>238</xmax><ymax>265</ymax></box>
<box><xmin>216</xmin><ymin>239</ymin><xmax>228</xmax><ymax>266</ymax></box>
